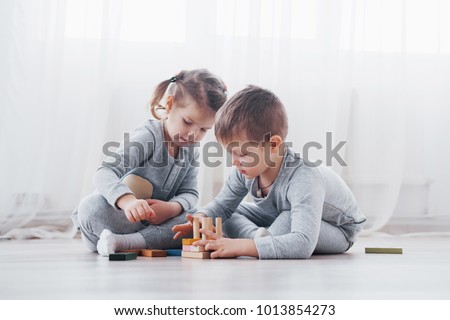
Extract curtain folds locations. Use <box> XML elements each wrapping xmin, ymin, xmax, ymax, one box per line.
<box><xmin>1</xmin><ymin>0</ymin><xmax>449</xmax><ymax>238</ymax></box>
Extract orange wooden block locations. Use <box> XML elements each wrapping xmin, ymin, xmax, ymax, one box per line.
<box><xmin>182</xmin><ymin>238</ymin><xmax>201</xmax><ymax>245</ymax></box>
<box><xmin>182</xmin><ymin>251</ymin><xmax>211</xmax><ymax>259</ymax></box>
<box><xmin>141</xmin><ymin>249</ymin><xmax>167</xmax><ymax>257</ymax></box>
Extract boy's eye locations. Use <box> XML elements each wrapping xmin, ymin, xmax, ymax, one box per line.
<box><xmin>201</xmin><ymin>128</ymin><xmax>208</xmax><ymax>132</ymax></box>
<box><xmin>183</xmin><ymin>119</ymin><xmax>192</xmax><ymax>125</ymax></box>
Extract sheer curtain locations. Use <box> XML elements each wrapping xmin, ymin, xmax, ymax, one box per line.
<box><xmin>0</xmin><ymin>0</ymin><xmax>123</xmax><ymax>237</ymax></box>
<box><xmin>1</xmin><ymin>0</ymin><xmax>449</xmax><ymax>238</ymax></box>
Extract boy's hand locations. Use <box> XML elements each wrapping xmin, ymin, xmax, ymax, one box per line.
<box><xmin>145</xmin><ymin>199</ymin><xmax>182</xmax><ymax>225</ymax></box>
<box><xmin>172</xmin><ymin>213</ymin><xmax>206</xmax><ymax>239</ymax></box>
<box><xmin>193</xmin><ymin>231</ymin><xmax>259</xmax><ymax>258</ymax></box>
<box><xmin>117</xmin><ymin>194</ymin><xmax>156</xmax><ymax>223</ymax></box>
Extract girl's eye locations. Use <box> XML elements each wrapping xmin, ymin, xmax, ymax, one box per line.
<box><xmin>201</xmin><ymin>128</ymin><xmax>208</xmax><ymax>132</ymax></box>
<box><xmin>183</xmin><ymin>119</ymin><xmax>192</xmax><ymax>125</ymax></box>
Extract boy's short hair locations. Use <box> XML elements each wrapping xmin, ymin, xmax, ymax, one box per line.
<box><xmin>215</xmin><ymin>85</ymin><xmax>288</xmax><ymax>143</ymax></box>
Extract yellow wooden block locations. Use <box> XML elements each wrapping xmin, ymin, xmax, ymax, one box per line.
<box><xmin>182</xmin><ymin>238</ymin><xmax>201</xmax><ymax>245</ymax></box>
<box><xmin>141</xmin><ymin>249</ymin><xmax>167</xmax><ymax>257</ymax></box>
<box><xmin>182</xmin><ymin>251</ymin><xmax>211</xmax><ymax>259</ymax></box>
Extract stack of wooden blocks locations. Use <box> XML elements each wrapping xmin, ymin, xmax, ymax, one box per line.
<box><xmin>182</xmin><ymin>216</ymin><xmax>222</xmax><ymax>259</ymax></box>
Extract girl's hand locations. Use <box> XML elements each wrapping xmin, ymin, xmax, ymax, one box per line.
<box><xmin>172</xmin><ymin>213</ymin><xmax>206</xmax><ymax>239</ymax></box>
<box><xmin>193</xmin><ymin>230</ymin><xmax>259</xmax><ymax>259</ymax></box>
<box><xmin>117</xmin><ymin>195</ymin><xmax>156</xmax><ymax>223</ymax></box>
<box><xmin>145</xmin><ymin>199</ymin><xmax>182</xmax><ymax>225</ymax></box>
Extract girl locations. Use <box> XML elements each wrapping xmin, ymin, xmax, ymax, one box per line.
<box><xmin>72</xmin><ymin>69</ymin><xmax>227</xmax><ymax>256</ymax></box>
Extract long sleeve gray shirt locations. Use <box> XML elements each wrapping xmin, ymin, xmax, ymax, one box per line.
<box><xmin>94</xmin><ymin>119</ymin><xmax>199</xmax><ymax>211</ymax></box>
<box><xmin>199</xmin><ymin>147</ymin><xmax>366</xmax><ymax>259</ymax></box>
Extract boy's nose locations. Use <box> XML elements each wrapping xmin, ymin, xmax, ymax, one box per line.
<box><xmin>231</xmin><ymin>155</ymin><xmax>240</xmax><ymax>167</ymax></box>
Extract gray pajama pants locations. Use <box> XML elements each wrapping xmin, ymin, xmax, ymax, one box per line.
<box><xmin>72</xmin><ymin>193</ymin><xmax>191</xmax><ymax>251</ymax></box>
<box><xmin>222</xmin><ymin>202</ymin><xmax>353</xmax><ymax>254</ymax></box>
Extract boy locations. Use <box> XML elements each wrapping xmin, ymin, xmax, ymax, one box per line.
<box><xmin>172</xmin><ymin>86</ymin><xmax>366</xmax><ymax>259</ymax></box>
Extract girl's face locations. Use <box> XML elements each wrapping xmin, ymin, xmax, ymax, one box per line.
<box><xmin>164</xmin><ymin>95</ymin><xmax>216</xmax><ymax>147</ymax></box>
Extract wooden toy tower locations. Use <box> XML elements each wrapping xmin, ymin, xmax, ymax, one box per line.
<box><xmin>181</xmin><ymin>216</ymin><xmax>222</xmax><ymax>259</ymax></box>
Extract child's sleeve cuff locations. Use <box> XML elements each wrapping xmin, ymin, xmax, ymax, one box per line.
<box><xmin>254</xmin><ymin>236</ymin><xmax>277</xmax><ymax>259</ymax></box>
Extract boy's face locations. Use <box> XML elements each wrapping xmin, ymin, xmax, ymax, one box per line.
<box><xmin>224</xmin><ymin>135</ymin><xmax>277</xmax><ymax>179</ymax></box>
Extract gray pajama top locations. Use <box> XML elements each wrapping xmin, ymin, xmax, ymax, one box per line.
<box><xmin>199</xmin><ymin>147</ymin><xmax>366</xmax><ymax>259</ymax></box>
<box><xmin>94</xmin><ymin>119</ymin><xmax>199</xmax><ymax>212</ymax></box>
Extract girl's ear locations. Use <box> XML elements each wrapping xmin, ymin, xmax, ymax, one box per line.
<box><xmin>165</xmin><ymin>95</ymin><xmax>174</xmax><ymax>114</ymax></box>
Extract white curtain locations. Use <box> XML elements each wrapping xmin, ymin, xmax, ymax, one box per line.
<box><xmin>1</xmin><ymin>0</ymin><xmax>449</xmax><ymax>238</ymax></box>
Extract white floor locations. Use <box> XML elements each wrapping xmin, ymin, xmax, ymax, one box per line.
<box><xmin>1</xmin><ymin>235</ymin><xmax>449</xmax><ymax>299</ymax></box>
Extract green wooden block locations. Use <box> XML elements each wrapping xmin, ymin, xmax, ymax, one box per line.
<box><xmin>109</xmin><ymin>252</ymin><xmax>138</xmax><ymax>261</ymax></box>
<box><xmin>365</xmin><ymin>247</ymin><xmax>403</xmax><ymax>254</ymax></box>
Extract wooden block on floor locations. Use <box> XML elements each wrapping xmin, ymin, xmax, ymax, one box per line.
<box><xmin>119</xmin><ymin>249</ymin><xmax>143</xmax><ymax>255</ymax></box>
<box><xmin>109</xmin><ymin>252</ymin><xmax>138</xmax><ymax>261</ymax></box>
<box><xmin>182</xmin><ymin>245</ymin><xmax>205</xmax><ymax>252</ymax></box>
<box><xmin>141</xmin><ymin>249</ymin><xmax>167</xmax><ymax>257</ymax></box>
<box><xmin>182</xmin><ymin>238</ymin><xmax>201</xmax><ymax>245</ymax></box>
<box><xmin>165</xmin><ymin>249</ymin><xmax>182</xmax><ymax>256</ymax></box>
<box><xmin>365</xmin><ymin>247</ymin><xmax>403</xmax><ymax>254</ymax></box>
<box><xmin>182</xmin><ymin>251</ymin><xmax>211</xmax><ymax>259</ymax></box>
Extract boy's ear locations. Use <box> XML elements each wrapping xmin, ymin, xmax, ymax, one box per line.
<box><xmin>269</xmin><ymin>135</ymin><xmax>283</xmax><ymax>150</ymax></box>
<box><xmin>165</xmin><ymin>95</ymin><xmax>174</xmax><ymax>113</ymax></box>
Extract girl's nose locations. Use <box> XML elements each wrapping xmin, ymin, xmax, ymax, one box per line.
<box><xmin>186</xmin><ymin>131</ymin><xmax>196</xmax><ymax>142</ymax></box>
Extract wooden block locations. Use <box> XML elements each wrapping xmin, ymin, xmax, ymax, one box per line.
<box><xmin>182</xmin><ymin>251</ymin><xmax>211</xmax><ymax>259</ymax></box>
<box><xmin>215</xmin><ymin>217</ymin><xmax>222</xmax><ymax>238</ymax></box>
<box><xmin>202</xmin><ymin>217</ymin><xmax>213</xmax><ymax>240</ymax></box>
<box><xmin>182</xmin><ymin>245</ymin><xmax>205</xmax><ymax>252</ymax></box>
<box><xmin>182</xmin><ymin>238</ymin><xmax>201</xmax><ymax>245</ymax></box>
<box><xmin>365</xmin><ymin>247</ymin><xmax>403</xmax><ymax>254</ymax></box>
<box><xmin>141</xmin><ymin>249</ymin><xmax>167</xmax><ymax>257</ymax></box>
<box><xmin>118</xmin><ymin>249</ymin><xmax>142</xmax><ymax>255</ymax></box>
<box><xmin>165</xmin><ymin>249</ymin><xmax>182</xmax><ymax>256</ymax></box>
<box><xmin>193</xmin><ymin>217</ymin><xmax>200</xmax><ymax>239</ymax></box>
<box><xmin>109</xmin><ymin>252</ymin><xmax>138</xmax><ymax>261</ymax></box>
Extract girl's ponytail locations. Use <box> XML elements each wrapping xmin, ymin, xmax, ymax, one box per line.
<box><xmin>150</xmin><ymin>78</ymin><xmax>172</xmax><ymax>119</ymax></box>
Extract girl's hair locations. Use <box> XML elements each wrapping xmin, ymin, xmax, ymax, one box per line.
<box><xmin>150</xmin><ymin>69</ymin><xmax>227</xmax><ymax>119</ymax></box>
